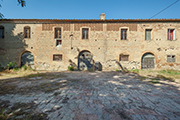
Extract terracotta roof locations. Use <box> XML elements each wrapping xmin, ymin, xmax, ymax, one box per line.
<box><xmin>1</xmin><ymin>19</ymin><xmax>180</xmax><ymax>23</ymax></box>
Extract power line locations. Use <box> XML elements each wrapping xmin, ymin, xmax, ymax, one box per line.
<box><xmin>149</xmin><ymin>0</ymin><xmax>180</xmax><ymax>19</ymax></box>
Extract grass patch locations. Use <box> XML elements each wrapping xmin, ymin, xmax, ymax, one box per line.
<box><xmin>129</xmin><ymin>69</ymin><xmax>139</xmax><ymax>73</ymax></box>
<box><xmin>148</xmin><ymin>80</ymin><xmax>160</xmax><ymax>84</ymax></box>
<box><xmin>0</xmin><ymin>101</ymin><xmax>48</xmax><ymax>120</ymax></box>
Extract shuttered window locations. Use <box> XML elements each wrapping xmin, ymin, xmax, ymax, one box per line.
<box><xmin>121</xmin><ymin>29</ymin><xmax>127</xmax><ymax>40</ymax></box>
<box><xmin>82</xmin><ymin>28</ymin><xmax>89</xmax><ymax>39</ymax></box>
<box><xmin>24</xmin><ymin>27</ymin><xmax>31</xmax><ymax>38</ymax></box>
<box><xmin>168</xmin><ymin>29</ymin><xmax>175</xmax><ymax>40</ymax></box>
<box><xmin>55</xmin><ymin>28</ymin><xmax>61</xmax><ymax>38</ymax></box>
<box><xmin>145</xmin><ymin>29</ymin><xmax>152</xmax><ymax>40</ymax></box>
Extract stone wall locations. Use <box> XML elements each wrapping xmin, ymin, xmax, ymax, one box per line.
<box><xmin>0</xmin><ymin>21</ymin><xmax>180</xmax><ymax>71</ymax></box>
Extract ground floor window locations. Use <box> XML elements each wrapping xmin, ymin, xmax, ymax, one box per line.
<box><xmin>53</xmin><ymin>54</ymin><xmax>62</xmax><ymax>61</ymax></box>
<box><xmin>167</xmin><ymin>55</ymin><xmax>175</xmax><ymax>62</ymax></box>
<box><xmin>119</xmin><ymin>54</ymin><xmax>129</xmax><ymax>61</ymax></box>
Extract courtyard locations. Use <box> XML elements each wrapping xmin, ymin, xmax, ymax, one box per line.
<box><xmin>0</xmin><ymin>71</ymin><xmax>180</xmax><ymax>120</ymax></box>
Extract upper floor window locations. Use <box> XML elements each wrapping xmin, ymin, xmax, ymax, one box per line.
<box><xmin>167</xmin><ymin>55</ymin><xmax>175</xmax><ymax>62</ymax></box>
<box><xmin>121</xmin><ymin>29</ymin><xmax>127</xmax><ymax>40</ymax></box>
<box><xmin>0</xmin><ymin>26</ymin><xmax>4</xmax><ymax>38</ymax></box>
<box><xmin>145</xmin><ymin>29</ymin><xmax>152</xmax><ymax>40</ymax></box>
<box><xmin>119</xmin><ymin>54</ymin><xmax>129</xmax><ymax>61</ymax></box>
<box><xmin>24</xmin><ymin>26</ymin><xmax>30</xmax><ymax>38</ymax></box>
<box><xmin>168</xmin><ymin>29</ymin><xmax>175</xmax><ymax>40</ymax></box>
<box><xmin>82</xmin><ymin>28</ymin><xmax>89</xmax><ymax>39</ymax></box>
<box><xmin>55</xmin><ymin>28</ymin><xmax>61</xmax><ymax>38</ymax></box>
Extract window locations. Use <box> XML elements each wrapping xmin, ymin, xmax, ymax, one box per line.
<box><xmin>121</xmin><ymin>29</ymin><xmax>127</xmax><ymax>40</ymax></box>
<box><xmin>119</xmin><ymin>54</ymin><xmax>129</xmax><ymax>61</ymax></box>
<box><xmin>167</xmin><ymin>55</ymin><xmax>175</xmax><ymax>62</ymax></box>
<box><xmin>0</xmin><ymin>26</ymin><xmax>4</xmax><ymax>38</ymax></box>
<box><xmin>24</xmin><ymin>26</ymin><xmax>30</xmax><ymax>38</ymax></box>
<box><xmin>53</xmin><ymin>54</ymin><xmax>62</xmax><ymax>61</ymax></box>
<box><xmin>168</xmin><ymin>29</ymin><xmax>175</xmax><ymax>40</ymax></box>
<box><xmin>145</xmin><ymin>29</ymin><xmax>152</xmax><ymax>40</ymax></box>
<box><xmin>82</xmin><ymin>28</ymin><xmax>89</xmax><ymax>39</ymax></box>
<box><xmin>55</xmin><ymin>28</ymin><xmax>61</xmax><ymax>38</ymax></box>
<box><xmin>56</xmin><ymin>40</ymin><xmax>62</xmax><ymax>46</ymax></box>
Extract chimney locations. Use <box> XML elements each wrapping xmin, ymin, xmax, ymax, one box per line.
<box><xmin>100</xmin><ymin>13</ymin><xmax>105</xmax><ymax>20</ymax></box>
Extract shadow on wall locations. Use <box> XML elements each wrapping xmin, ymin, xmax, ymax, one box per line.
<box><xmin>0</xmin><ymin>22</ymin><xmax>28</xmax><ymax>70</ymax></box>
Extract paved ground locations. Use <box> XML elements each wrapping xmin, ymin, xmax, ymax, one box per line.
<box><xmin>0</xmin><ymin>71</ymin><xmax>180</xmax><ymax>120</ymax></box>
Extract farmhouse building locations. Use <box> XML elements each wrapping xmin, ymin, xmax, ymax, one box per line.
<box><xmin>0</xmin><ymin>13</ymin><xmax>180</xmax><ymax>71</ymax></box>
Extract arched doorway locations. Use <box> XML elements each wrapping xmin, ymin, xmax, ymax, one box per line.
<box><xmin>141</xmin><ymin>53</ymin><xmax>155</xmax><ymax>69</ymax></box>
<box><xmin>78</xmin><ymin>50</ymin><xmax>93</xmax><ymax>71</ymax></box>
<box><xmin>21</xmin><ymin>51</ymin><xmax>34</xmax><ymax>69</ymax></box>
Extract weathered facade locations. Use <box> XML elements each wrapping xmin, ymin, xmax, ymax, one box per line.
<box><xmin>0</xmin><ymin>14</ymin><xmax>180</xmax><ymax>71</ymax></box>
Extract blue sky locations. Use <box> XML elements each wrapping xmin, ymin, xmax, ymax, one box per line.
<box><xmin>0</xmin><ymin>0</ymin><xmax>180</xmax><ymax>19</ymax></box>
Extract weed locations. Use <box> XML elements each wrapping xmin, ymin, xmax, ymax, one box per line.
<box><xmin>115</xmin><ymin>69</ymin><xmax>119</xmax><ymax>72</ymax></box>
<box><xmin>7</xmin><ymin>62</ymin><xmax>16</xmax><ymax>70</ymax></box>
<box><xmin>0</xmin><ymin>108</ymin><xmax>7</xmax><ymax>120</ymax></box>
<box><xmin>53</xmin><ymin>92</ymin><xmax>59</xmax><ymax>96</ymax></box>
<box><xmin>68</xmin><ymin>66</ymin><xmax>74</xmax><ymax>71</ymax></box>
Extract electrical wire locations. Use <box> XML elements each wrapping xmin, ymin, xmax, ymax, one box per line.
<box><xmin>149</xmin><ymin>0</ymin><xmax>180</xmax><ymax>19</ymax></box>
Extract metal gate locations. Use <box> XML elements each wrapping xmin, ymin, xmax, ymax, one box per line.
<box><xmin>78</xmin><ymin>51</ymin><xmax>93</xmax><ymax>71</ymax></box>
<box><xmin>141</xmin><ymin>53</ymin><xmax>155</xmax><ymax>69</ymax></box>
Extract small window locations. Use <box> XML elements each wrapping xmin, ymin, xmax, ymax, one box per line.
<box><xmin>167</xmin><ymin>55</ymin><xmax>175</xmax><ymax>62</ymax></box>
<box><xmin>56</xmin><ymin>40</ymin><xmax>62</xmax><ymax>46</ymax></box>
<box><xmin>145</xmin><ymin>29</ymin><xmax>152</xmax><ymax>40</ymax></box>
<box><xmin>0</xmin><ymin>26</ymin><xmax>5</xmax><ymax>38</ymax></box>
<box><xmin>119</xmin><ymin>54</ymin><xmax>129</xmax><ymax>61</ymax></box>
<box><xmin>82</xmin><ymin>28</ymin><xmax>89</xmax><ymax>39</ymax></box>
<box><xmin>53</xmin><ymin>54</ymin><xmax>62</xmax><ymax>61</ymax></box>
<box><xmin>168</xmin><ymin>29</ymin><xmax>175</xmax><ymax>40</ymax></box>
<box><xmin>55</xmin><ymin>28</ymin><xmax>61</xmax><ymax>38</ymax></box>
<box><xmin>24</xmin><ymin>27</ymin><xmax>31</xmax><ymax>38</ymax></box>
<box><xmin>121</xmin><ymin>29</ymin><xmax>127</xmax><ymax>40</ymax></box>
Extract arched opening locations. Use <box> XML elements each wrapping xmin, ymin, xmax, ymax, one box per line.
<box><xmin>141</xmin><ymin>53</ymin><xmax>155</xmax><ymax>69</ymax></box>
<box><xmin>21</xmin><ymin>51</ymin><xmax>34</xmax><ymax>69</ymax></box>
<box><xmin>78</xmin><ymin>50</ymin><xmax>93</xmax><ymax>71</ymax></box>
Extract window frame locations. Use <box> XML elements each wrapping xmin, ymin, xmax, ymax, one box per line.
<box><xmin>167</xmin><ymin>29</ymin><xmax>175</xmax><ymax>40</ymax></box>
<box><xmin>119</xmin><ymin>54</ymin><xmax>129</xmax><ymax>61</ymax></box>
<box><xmin>24</xmin><ymin>26</ymin><xmax>31</xmax><ymax>38</ymax></box>
<box><xmin>120</xmin><ymin>28</ymin><xmax>128</xmax><ymax>40</ymax></box>
<box><xmin>82</xmin><ymin>28</ymin><xmax>89</xmax><ymax>40</ymax></box>
<box><xmin>167</xmin><ymin>55</ymin><xmax>176</xmax><ymax>62</ymax></box>
<box><xmin>55</xmin><ymin>28</ymin><xmax>62</xmax><ymax>39</ymax></box>
<box><xmin>56</xmin><ymin>39</ymin><xmax>62</xmax><ymax>46</ymax></box>
<box><xmin>53</xmin><ymin>54</ymin><xmax>63</xmax><ymax>61</ymax></box>
<box><xmin>0</xmin><ymin>26</ymin><xmax>5</xmax><ymax>38</ymax></box>
<box><xmin>145</xmin><ymin>29</ymin><xmax>152</xmax><ymax>40</ymax></box>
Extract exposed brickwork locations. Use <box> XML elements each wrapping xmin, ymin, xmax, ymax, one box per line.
<box><xmin>107</xmin><ymin>23</ymin><xmax>137</xmax><ymax>31</ymax></box>
<box><xmin>0</xmin><ymin>20</ymin><xmax>180</xmax><ymax>71</ymax></box>
<box><xmin>74</xmin><ymin>23</ymin><xmax>103</xmax><ymax>31</ymax></box>
<box><xmin>42</xmin><ymin>23</ymin><xmax>70</xmax><ymax>31</ymax></box>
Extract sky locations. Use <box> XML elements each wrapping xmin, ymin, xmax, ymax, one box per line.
<box><xmin>0</xmin><ymin>0</ymin><xmax>180</xmax><ymax>19</ymax></box>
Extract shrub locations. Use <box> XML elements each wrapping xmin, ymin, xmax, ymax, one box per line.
<box><xmin>7</xmin><ymin>62</ymin><xmax>16</xmax><ymax>70</ymax></box>
<box><xmin>68</xmin><ymin>66</ymin><xmax>74</xmax><ymax>71</ymax></box>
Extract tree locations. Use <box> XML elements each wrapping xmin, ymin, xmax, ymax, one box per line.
<box><xmin>0</xmin><ymin>0</ymin><xmax>26</xmax><ymax>18</ymax></box>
